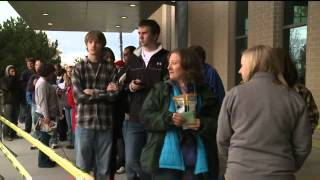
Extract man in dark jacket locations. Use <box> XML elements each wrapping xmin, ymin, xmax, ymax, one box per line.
<box><xmin>0</xmin><ymin>65</ymin><xmax>24</xmax><ymax>141</ymax></box>
<box><xmin>19</xmin><ymin>57</ymin><xmax>35</xmax><ymax>133</ymax></box>
<box><xmin>123</xmin><ymin>19</ymin><xmax>169</xmax><ymax>180</ymax></box>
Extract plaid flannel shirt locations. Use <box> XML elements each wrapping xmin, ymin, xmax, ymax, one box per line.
<box><xmin>72</xmin><ymin>57</ymin><xmax>117</xmax><ymax>130</ymax></box>
<box><xmin>295</xmin><ymin>84</ymin><xmax>319</xmax><ymax>134</ymax></box>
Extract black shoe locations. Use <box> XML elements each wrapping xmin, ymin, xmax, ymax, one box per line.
<box><xmin>30</xmin><ymin>145</ymin><xmax>37</xmax><ymax>150</ymax></box>
<box><xmin>12</xmin><ymin>135</ymin><xmax>22</xmax><ymax>139</ymax></box>
<box><xmin>38</xmin><ymin>161</ymin><xmax>56</xmax><ymax>168</ymax></box>
<box><xmin>66</xmin><ymin>144</ymin><xmax>74</xmax><ymax>149</ymax></box>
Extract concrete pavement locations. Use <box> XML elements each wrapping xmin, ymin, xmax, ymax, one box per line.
<box><xmin>0</xmin><ymin>129</ymin><xmax>319</xmax><ymax>180</ymax></box>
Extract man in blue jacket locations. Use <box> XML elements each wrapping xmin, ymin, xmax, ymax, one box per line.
<box><xmin>189</xmin><ymin>45</ymin><xmax>225</xmax><ymax>106</ymax></box>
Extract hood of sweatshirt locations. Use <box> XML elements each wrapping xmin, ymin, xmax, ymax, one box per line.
<box><xmin>5</xmin><ymin>65</ymin><xmax>15</xmax><ymax>77</ymax></box>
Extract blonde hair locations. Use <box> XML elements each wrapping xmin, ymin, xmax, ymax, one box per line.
<box><xmin>242</xmin><ymin>45</ymin><xmax>287</xmax><ymax>86</ymax></box>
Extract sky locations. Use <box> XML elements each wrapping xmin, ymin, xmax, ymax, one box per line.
<box><xmin>0</xmin><ymin>1</ymin><xmax>139</xmax><ymax>65</ymax></box>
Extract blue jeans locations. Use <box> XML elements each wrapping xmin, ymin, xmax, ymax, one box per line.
<box><xmin>38</xmin><ymin>131</ymin><xmax>54</xmax><ymax>166</ymax></box>
<box><xmin>64</xmin><ymin>108</ymin><xmax>73</xmax><ymax>145</ymax></box>
<box><xmin>122</xmin><ymin>120</ymin><xmax>150</xmax><ymax>180</ymax></box>
<box><xmin>75</xmin><ymin>127</ymin><xmax>113</xmax><ymax>179</ymax></box>
<box><xmin>31</xmin><ymin>105</ymin><xmax>40</xmax><ymax>140</ymax></box>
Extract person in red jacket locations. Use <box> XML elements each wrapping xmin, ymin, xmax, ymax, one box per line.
<box><xmin>66</xmin><ymin>66</ymin><xmax>76</xmax><ymax>147</ymax></box>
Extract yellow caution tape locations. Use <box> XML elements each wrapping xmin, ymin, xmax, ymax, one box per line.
<box><xmin>0</xmin><ymin>141</ymin><xmax>32</xmax><ymax>180</ymax></box>
<box><xmin>0</xmin><ymin>116</ymin><xmax>93</xmax><ymax>180</ymax></box>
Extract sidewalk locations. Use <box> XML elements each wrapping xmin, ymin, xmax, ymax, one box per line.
<box><xmin>0</xmin><ymin>128</ymin><xmax>319</xmax><ymax>180</ymax></box>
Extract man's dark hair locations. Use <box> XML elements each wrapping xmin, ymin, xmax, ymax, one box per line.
<box><xmin>38</xmin><ymin>63</ymin><xmax>55</xmax><ymax>77</ymax></box>
<box><xmin>124</xmin><ymin>46</ymin><xmax>136</xmax><ymax>54</ymax></box>
<box><xmin>189</xmin><ymin>45</ymin><xmax>206</xmax><ymax>64</ymax></box>
<box><xmin>25</xmin><ymin>57</ymin><xmax>35</xmax><ymax>63</ymax></box>
<box><xmin>139</xmin><ymin>19</ymin><xmax>160</xmax><ymax>37</ymax></box>
<box><xmin>84</xmin><ymin>30</ymin><xmax>106</xmax><ymax>47</ymax></box>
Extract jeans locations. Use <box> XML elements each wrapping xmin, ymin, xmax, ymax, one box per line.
<box><xmin>64</xmin><ymin>108</ymin><xmax>73</xmax><ymax>145</ymax></box>
<box><xmin>31</xmin><ymin>105</ymin><xmax>40</xmax><ymax>140</ymax></box>
<box><xmin>38</xmin><ymin>131</ymin><xmax>54</xmax><ymax>166</ymax></box>
<box><xmin>19</xmin><ymin>102</ymin><xmax>32</xmax><ymax>133</ymax></box>
<box><xmin>75</xmin><ymin>127</ymin><xmax>113</xmax><ymax>179</ymax></box>
<box><xmin>122</xmin><ymin>120</ymin><xmax>150</xmax><ymax>180</ymax></box>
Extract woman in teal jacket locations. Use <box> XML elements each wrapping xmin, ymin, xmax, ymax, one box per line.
<box><xmin>140</xmin><ymin>48</ymin><xmax>220</xmax><ymax>180</ymax></box>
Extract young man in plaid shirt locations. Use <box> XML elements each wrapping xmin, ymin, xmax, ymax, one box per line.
<box><xmin>72</xmin><ymin>31</ymin><xmax>118</xmax><ymax>179</ymax></box>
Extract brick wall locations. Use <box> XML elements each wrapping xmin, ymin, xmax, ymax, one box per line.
<box><xmin>248</xmin><ymin>1</ymin><xmax>283</xmax><ymax>48</ymax></box>
<box><xmin>306</xmin><ymin>2</ymin><xmax>320</xmax><ymax>108</ymax></box>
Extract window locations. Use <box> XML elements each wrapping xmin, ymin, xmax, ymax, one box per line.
<box><xmin>235</xmin><ymin>1</ymin><xmax>248</xmax><ymax>85</ymax></box>
<box><xmin>283</xmin><ymin>1</ymin><xmax>308</xmax><ymax>84</ymax></box>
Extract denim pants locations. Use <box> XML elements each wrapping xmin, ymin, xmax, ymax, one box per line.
<box><xmin>38</xmin><ymin>131</ymin><xmax>54</xmax><ymax>166</ymax></box>
<box><xmin>64</xmin><ymin>108</ymin><xmax>73</xmax><ymax>145</ymax></box>
<box><xmin>122</xmin><ymin>120</ymin><xmax>150</xmax><ymax>180</ymax></box>
<box><xmin>31</xmin><ymin>105</ymin><xmax>40</xmax><ymax>140</ymax></box>
<box><xmin>75</xmin><ymin>127</ymin><xmax>113</xmax><ymax>179</ymax></box>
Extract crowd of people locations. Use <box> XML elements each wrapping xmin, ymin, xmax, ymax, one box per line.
<box><xmin>0</xmin><ymin>19</ymin><xmax>318</xmax><ymax>180</ymax></box>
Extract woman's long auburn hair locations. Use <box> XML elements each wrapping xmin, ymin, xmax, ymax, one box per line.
<box><xmin>168</xmin><ymin>48</ymin><xmax>204</xmax><ymax>86</ymax></box>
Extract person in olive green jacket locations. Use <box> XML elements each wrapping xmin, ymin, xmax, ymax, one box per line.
<box><xmin>140</xmin><ymin>48</ymin><xmax>220</xmax><ymax>180</ymax></box>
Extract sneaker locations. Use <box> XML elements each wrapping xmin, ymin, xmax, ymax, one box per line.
<box><xmin>38</xmin><ymin>161</ymin><xmax>56</xmax><ymax>168</ymax></box>
<box><xmin>116</xmin><ymin>166</ymin><xmax>125</xmax><ymax>174</ymax></box>
<box><xmin>50</xmin><ymin>143</ymin><xmax>59</xmax><ymax>149</ymax></box>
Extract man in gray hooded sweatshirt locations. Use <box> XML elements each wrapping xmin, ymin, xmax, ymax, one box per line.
<box><xmin>0</xmin><ymin>65</ymin><xmax>24</xmax><ymax>141</ymax></box>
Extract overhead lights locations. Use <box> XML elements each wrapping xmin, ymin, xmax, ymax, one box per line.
<box><xmin>48</xmin><ymin>22</ymin><xmax>53</xmax><ymax>26</ymax></box>
<box><xmin>121</xmin><ymin>16</ymin><xmax>128</xmax><ymax>19</ymax></box>
<box><xmin>115</xmin><ymin>25</ymin><xmax>121</xmax><ymax>28</ymax></box>
<box><xmin>42</xmin><ymin>13</ymin><xmax>49</xmax><ymax>16</ymax></box>
<box><xmin>129</xmin><ymin>4</ymin><xmax>136</xmax><ymax>7</ymax></box>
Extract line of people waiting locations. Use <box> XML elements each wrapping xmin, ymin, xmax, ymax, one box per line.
<box><xmin>0</xmin><ymin>18</ymin><xmax>318</xmax><ymax>180</ymax></box>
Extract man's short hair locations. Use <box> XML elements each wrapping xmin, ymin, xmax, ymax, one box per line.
<box><xmin>189</xmin><ymin>45</ymin><xmax>206</xmax><ymax>64</ymax></box>
<box><xmin>139</xmin><ymin>19</ymin><xmax>160</xmax><ymax>37</ymax></box>
<box><xmin>25</xmin><ymin>57</ymin><xmax>35</xmax><ymax>63</ymax></box>
<box><xmin>84</xmin><ymin>31</ymin><xmax>106</xmax><ymax>47</ymax></box>
<box><xmin>124</xmin><ymin>46</ymin><xmax>136</xmax><ymax>54</ymax></box>
<box><xmin>38</xmin><ymin>63</ymin><xmax>55</xmax><ymax>77</ymax></box>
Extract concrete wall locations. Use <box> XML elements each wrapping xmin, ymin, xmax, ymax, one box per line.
<box><xmin>149</xmin><ymin>4</ymin><xmax>175</xmax><ymax>51</ymax></box>
<box><xmin>188</xmin><ymin>1</ymin><xmax>236</xmax><ymax>90</ymax></box>
<box><xmin>306</xmin><ymin>1</ymin><xmax>320</xmax><ymax>108</ymax></box>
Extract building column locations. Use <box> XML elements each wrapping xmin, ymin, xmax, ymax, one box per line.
<box><xmin>188</xmin><ymin>1</ymin><xmax>236</xmax><ymax>90</ymax></box>
<box><xmin>248</xmin><ymin>1</ymin><xmax>284</xmax><ymax>48</ymax></box>
<box><xmin>306</xmin><ymin>2</ymin><xmax>320</xmax><ymax>108</ymax></box>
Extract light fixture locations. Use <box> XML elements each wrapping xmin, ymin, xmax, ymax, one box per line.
<box><xmin>42</xmin><ymin>13</ymin><xmax>49</xmax><ymax>16</ymax></box>
<box><xmin>48</xmin><ymin>22</ymin><xmax>53</xmax><ymax>26</ymax></box>
<box><xmin>121</xmin><ymin>16</ymin><xmax>127</xmax><ymax>19</ymax></box>
<box><xmin>115</xmin><ymin>25</ymin><xmax>121</xmax><ymax>28</ymax></box>
<box><xmin>129</xmin><ymin>4</ymin><xmax>136</xmax><ymax>7</ymax></box>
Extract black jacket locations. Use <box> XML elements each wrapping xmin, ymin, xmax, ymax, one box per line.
<box><xmin>124</xmin><ymin>46</ymin><xmax>169</xmax><ymax>122</ymax></box>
